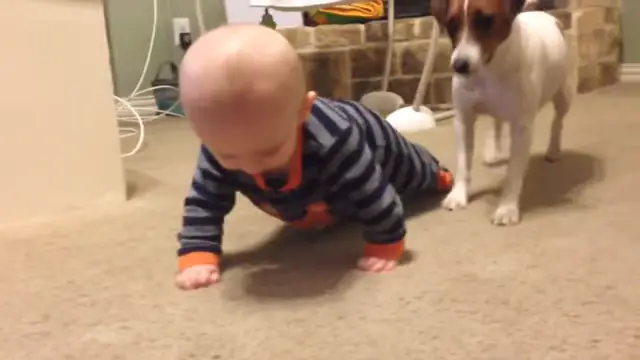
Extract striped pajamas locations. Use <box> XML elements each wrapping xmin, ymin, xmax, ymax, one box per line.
<box><xmin>177</xmin><ymin>97</ymin><xmax>452</xmax><ymax>270</ymax></box>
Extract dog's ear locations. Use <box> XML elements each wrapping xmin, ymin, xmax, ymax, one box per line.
<box><xmin>430</xmin><ymin>0</ymin><xmax>450</xmax><ymax>25</ymax></box>
<box><xmin>502</xmin><ymin>0</ymin><xmax>527</xmax><ymax>19</ymax></box>
<box><xmin>522</xmin><ymin>0</ymin><xmax>540</xmax><ymax>11</ymax></box>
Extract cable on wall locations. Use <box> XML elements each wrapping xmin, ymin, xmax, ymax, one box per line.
<box><xmin>115</xmin><ymin>0</ymin><xmax>184</xmax><ymax>158</ymax></box>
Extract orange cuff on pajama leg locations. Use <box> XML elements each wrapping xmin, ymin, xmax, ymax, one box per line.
<box><xmin>364</xmin><ymin>239</ymin><xmax>405</xmax><ymax>261</ymax></box>
<box><xmin>178</xmin><ymin>252</ymin><xmax>220</xmax><ymax>271</ymax></box>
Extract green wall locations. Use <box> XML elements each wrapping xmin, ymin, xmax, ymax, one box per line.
<box><xmin>105</xmin><ymin>0</ymin><xmax>227</xmax><ymax>97</ymax></box>
<box><xmin>622</xmin><ymin>0</ymin><xmax>640</xmax><ymax>64</ymax></box>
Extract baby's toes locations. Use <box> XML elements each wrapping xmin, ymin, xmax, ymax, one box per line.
<box><xmin>358</xmin><ymin>257</ymin><xmax>397</xmax><ymax>272</ymax></box>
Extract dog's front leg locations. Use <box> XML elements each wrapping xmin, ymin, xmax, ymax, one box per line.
<box><xmin>491</xmin><ymin>114</ymin><xmax>535</xmax><ymax>225</ymax></box>
<box><xmin>442</xmin><ymin>108</ymin><xmax>477</xmax><ymax>210</ymax></box>
<box><xmin>483</xmin><ymin>117</ymin><xmax>508</xmax><ymax>166</ymax></box>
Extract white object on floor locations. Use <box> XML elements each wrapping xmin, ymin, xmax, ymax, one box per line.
<box><xmin>359</xmin><ymin>91</ymin><xmax>404</xmax><ymax>117</ymax></box>
<box><xmin>249</xmin><ymin>0</ymin><xmax>357</xmax><ymax>11</ymax></box>
<box><xmin>386</xmin><ymin>106</ymin><xmax>436</xmax><ymax>132</ymax></box>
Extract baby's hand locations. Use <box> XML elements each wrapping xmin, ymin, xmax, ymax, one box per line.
<box><xmin>175</xmin><ymin>264</ymin><xmax>220</xmax><ymax>290</ymax></box>
<box><xmin>357</xmin><ymin>257</ymin><xmax>397</xmax><ymax>272</ymax></box>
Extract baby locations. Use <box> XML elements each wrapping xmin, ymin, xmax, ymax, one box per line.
<box><xmin>175</xmin><ymin>24</ymin><xmax>453</xmax><ymax>290</ymax></box>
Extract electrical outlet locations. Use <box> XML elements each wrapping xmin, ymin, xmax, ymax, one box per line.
<box><xmin>172</xmin><ymin>18</ymin><xmax>191</xmax><ymax>46</ymax></box>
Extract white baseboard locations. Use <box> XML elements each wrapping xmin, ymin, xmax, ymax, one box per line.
<box><xmin>620</xmin><ymin>64</ymin><xmax>640</xmax><ymax>83</ymax></box>
<box><xmin>114</xmin><ymin>95</ymin><xmax>158</xmax><ymax>118</ymax></box>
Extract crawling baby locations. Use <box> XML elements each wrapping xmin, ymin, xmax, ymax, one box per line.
<box><xmin>175</xmin><ymin>24</ymin><xmax>453</xmax><ymax>290</ymax></box>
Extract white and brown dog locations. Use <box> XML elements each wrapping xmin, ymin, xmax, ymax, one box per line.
<box><xmin>432</xmin><ymin>0</ymin><xmax>573</xmax><ymax>225</ymax></box>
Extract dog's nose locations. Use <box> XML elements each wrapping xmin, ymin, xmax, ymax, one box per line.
<box><xmin>452</xmin><ymin>58</ymin><xmax>470</xmax><ymax>75</ymax></box>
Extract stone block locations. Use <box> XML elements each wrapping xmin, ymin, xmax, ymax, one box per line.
<box><xmin>578</xmin><ymin>24</ymin><xmax>620</xmax><ymax>65</ymax></box>
<box><xmin>426</xmin><ymin>75</ymin><xmax>453</xmax><ymax>105</ymax></box>
<box><xmin>577</xmin><ymin>0</ymin><xmax>620</xmax><ymax>8</ymax></box>
<box><xmin>388</xmin><ymin>77</ymin><xmax>420</xmax><ymax>105</ymax></box>
<box><xmin>365</xmin><ymin>19</ymin><xmax>417</xmax><ymax>43</ymax></box>
<box><xmin>597</xmin><ymin>25</ymin><xmax>621</xmax><ymax>58</ymax></box>
<box><xmin>413</xmin><ymin>17</ymin><xmax>439</xmax><ymax>39</ymax></box>
<box><xmin>578</xmin><ymin>33</ymin><xmax>597</xmax><ymax>65</ymax></box>
<box><xmin>351</xmin><ymin>78</ymin><xmax>382</xmax><ymax>101</ymax></box>
<box><xmin>313</xmin><ymin>24</ymin><xmax>364</xmax><ymax>49</ymax></box>
<box><xmin>364</xmin><ymin>17</ymin><xmax>438</xmax><ymax>43</ymax></box>
<box><xmin>599</xmin><ymin>56</ymin><xmax>619</xmax><ymax>86</ymax></box>
<box><xmin>398</xmin><ymin>39</ymin><xmax>452</xmax><ymax>76</ymax></box>
<box><xmin>551</xmin><ymin>0</ymin><xmax>570</xmax><ymax>9</ymax></box>
<box><xmin>278</xmin><ymin>27</ymin><xmax>314</xmax><ymax>50</ymax></box>
<box><xmin>549</xmin><ymin>9</ymin><xmax>573</xmax><ymax>30</ymax></box>
<box><xmin>565</xmin><ymin>34</ymin><xmax>580</xmax><ymax>92</ymax></box>
<box><xmin>299</xmin><ymin>49</ymin><xmax>352</xmax><ymax>99</ymax></box>
<box><xmin>574</xmin><ymin>7</ymin><xmax>606</xmax><ymax>34</ymax></box>
<box><xmin>350</xmin><ymin>43</ymin><xmax>400</xmax><ymax>79</ymax></box>
<box><xmin>605</xmin><ymin>6</ymin><xmax>620</xmax><ymax>24</ymax></box>
<box><xmin>577</xmin><ymin>63</ymin><xmax>599</xmax><ymax>93</ymax></box>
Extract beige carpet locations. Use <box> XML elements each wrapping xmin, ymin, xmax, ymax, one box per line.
<box><xmin>2</xmin><ymin>83</ymin><xmax>639</xmax><ymax>359</ymax></box>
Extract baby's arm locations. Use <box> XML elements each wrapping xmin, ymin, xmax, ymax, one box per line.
<box><xmin>176</xmin><ymin>146</ymin><xmax>236</xmax><ymax>289</ymax></box>
<box><xmin>324</xmin><ymin>125</ymin><xmax>406</xmax><ymax>271</ymax></box>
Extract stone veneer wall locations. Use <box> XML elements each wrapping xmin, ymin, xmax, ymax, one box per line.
<box><xmin>277</xmin><ymin>0</ymin><xmax>621</xmax><ymax>106</ymax></box>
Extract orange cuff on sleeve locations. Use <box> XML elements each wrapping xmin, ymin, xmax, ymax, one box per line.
<box><xmin>364</xmin><ymin>240</ymin><xmax>405</xmax><ymax>261</ymax></box>
<box><xmin>178</xmin><ymin>252</ymin><xmax>220</xmax><ymax>271</ymax></box>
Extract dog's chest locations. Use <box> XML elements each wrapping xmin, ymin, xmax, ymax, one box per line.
<box><xmin>455</xmin><ymin>75</ymin><xmax>521</xmax><ymax>119</ymax></box>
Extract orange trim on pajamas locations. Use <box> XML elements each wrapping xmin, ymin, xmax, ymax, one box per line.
<box><xmin>178</xmin><ymin>251</ymin><xmax>220</xmax><ymax>271</ymax></box>
<box><xmin>253</xmin><ymin>127</ymin><xmax>304</xmax><ymax>192</ymax></box>
<box><xmin>364</xmin><ymin>240</ymin><xmax>405</xmax><ymax>261</ymax></box>
<box><xmin>257</xmin><ymin>201</ymin><xmax>334</xmax><ymax>229</ymax></box>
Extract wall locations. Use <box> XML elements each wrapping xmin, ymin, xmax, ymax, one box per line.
<box><xmin>282</xmin><ymin>0</ymin><xmax>621</xmax><ymax>107</ymax></box>
<box><xmin>105</xmin><ymin>0</ymin><xmax>227</xmax><ymax>97</ymax></box>
<box><xmin>621</xmin><ymin>0</ymin><xmax>640</xmax><ymax>63</ymax></box>
<box><xmin>0</xmin><ymin>0</ymin><xmax>125</xmax><ymax>227</ymax></box>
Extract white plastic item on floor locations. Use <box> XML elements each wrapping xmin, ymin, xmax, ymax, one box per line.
<box><xmin>249</xmin><ymin>0</ymin><xmax>357</xmax><ymax>11</ymax></box>
<box><xmin>359</xmin><ymin>91</ymin><xmax>404</xmax><ymax>117</ymax></box>
<box><xmin>386</xmin><ymin>105</ymin><xmax>436</xmax><ymax>132</ymax></box>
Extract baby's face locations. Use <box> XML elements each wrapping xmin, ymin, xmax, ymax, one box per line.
<box><xmin>193</xmin><ymin>96</ymin><xmax>312</xmax><ymax>175</ymax></box>
<box><xmin>210</xmin><ymin>121</ymin><xmax>299</xmax><ymax>174</ymax></box>
<box><xmin>190</xmin><ymin>92</ymin><xmax>316</xmax><ymax>174</ymax></box>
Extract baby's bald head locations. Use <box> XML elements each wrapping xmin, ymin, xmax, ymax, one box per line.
<box><xmin>180</xmin><ymin>24</ymin><xmax>305</xmax><ymax>113</ymax></box>
<box><xmin>179</xmin><ymin>24</ymin><xmax>315</xmax><ymax>174</ymax></box>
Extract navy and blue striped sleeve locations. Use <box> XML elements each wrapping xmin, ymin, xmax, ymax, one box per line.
<box><xmin>177</xmin><ymin>146</ymin><xmax>236</xmax><ymax>259</ymax></box>
<box><xmin>323</xmin><ymin>125</ymin><xmax>406</xmax><ymax>245</ymax></box>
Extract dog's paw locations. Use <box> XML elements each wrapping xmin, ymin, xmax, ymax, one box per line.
<box><xmin>491</xmin><ymin>204</ymin><xmax>521</xmax><ymax>226</ymax></box>
<box><xmin>441</xmin><ymin>187</ymin><xmax>468</xmax><ymax>211</ymax></box>
<box><xmin>482</xmin><ymin>152</ymin><xmax>509</xmax><ymax>166</ymax></box>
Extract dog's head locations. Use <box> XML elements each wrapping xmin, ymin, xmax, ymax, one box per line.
<box><xmin>431</xmin><ymin>0</ymin><xmax>527</xmax><ymax>75</ymax></box>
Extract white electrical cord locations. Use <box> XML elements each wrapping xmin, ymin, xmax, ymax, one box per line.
<box><xmin>116</xmin><ymin>0</ymin><xmax>183</xmax><ymax>158</ymax></box>
<box><xmin>195</xmin><ymin>0</ymin><xmax>207</xmax><ymax>35</ymax></box>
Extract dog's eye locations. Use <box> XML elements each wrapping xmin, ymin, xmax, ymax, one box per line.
<box><xmin>473</xmin><ymin>12</ymin><xmax>494</xmax><ymax>32</ymax></box>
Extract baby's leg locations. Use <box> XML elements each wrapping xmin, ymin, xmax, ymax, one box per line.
<box><xmin>410</xmin><ymin>144</ymin><xmax>454</xmax><ymax>194</ymax></box>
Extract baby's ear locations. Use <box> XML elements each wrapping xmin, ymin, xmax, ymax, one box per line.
<box><xmin>299</xmin><ymin>91</ymin><xmax>317</xmax><ymax>123</ymax></box>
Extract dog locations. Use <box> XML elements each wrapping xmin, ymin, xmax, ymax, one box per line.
<box><xmin>431</xmin><ymin>0</ymin><xmax>573</xmax><ymax>225</ymax></box>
